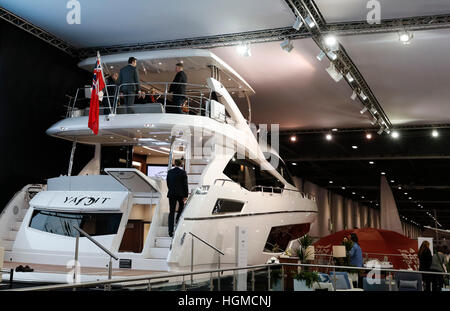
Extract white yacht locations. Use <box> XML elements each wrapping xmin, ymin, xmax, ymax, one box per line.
<box><xmin>0</xmin><ymin>49</ymin><xmax>317</xmax><ymax>283</ymax></box>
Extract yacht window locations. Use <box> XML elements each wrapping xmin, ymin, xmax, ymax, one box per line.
<box><xmin>29</xmin><ymin>210</ymin><xmax>122</xmax><ymax>237</ymax></box>
<box><xmin>212</xmin><ymin>199</ymin><xmax>245</xmax><ymax>214</ymax></box>
<box><xmin>223</xmin><ymin>154</ymin><xmax>284</xmax><ymax>191</ymax></box>
<box><xmin>263</xmin><ymin>152</ymin><xmax>295</xmax><ymax>186</ymax></box>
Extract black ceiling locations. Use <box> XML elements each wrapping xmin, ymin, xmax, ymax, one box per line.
<box><xmin>279</xmin><ymin>127</ymin><xmax>450</xmax><ymax>229</ymax></box>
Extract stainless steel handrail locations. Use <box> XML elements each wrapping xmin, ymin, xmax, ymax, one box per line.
<box><xmin>188</xmin><ymin>231</ymin><xmax>224</xmax><ymax>290</ymax></box>
<box><xmin>73</xmin><ymin>226</ymin><xmax>118</xmax><ymax>260</ymax></box>
<box><xmin>6</xmin><ymin>262</ymin><xmax>450</xmax><ymax>292</ymax></box>
<box><xmin>72</xmin><ymin>226</ymin><xmax>118</xmax><ymax>291</ymax></box>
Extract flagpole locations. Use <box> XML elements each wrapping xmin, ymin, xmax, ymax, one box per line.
<box><xmin>98</xmin><ymin>51</ymin><xmax>113</xmax><ymax>113</ymax></box>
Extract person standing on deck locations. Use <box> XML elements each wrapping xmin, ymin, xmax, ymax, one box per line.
<box><xmin>169</xmin><ymin>63</ymin><xmax>187</xmax><ymax>113</ymax></box>
<box><xmin>117</xmin><ymin>57</ymin><xmax>142</xmax><ymax>108</ymax></box>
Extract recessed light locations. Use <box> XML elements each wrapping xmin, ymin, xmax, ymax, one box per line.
<box><xmin>381</xmin><ymin>172</ymin><xmax>386</xmax><ymax>175</ymax></box>
<box><xmin>390</xmin><ymin>180</ymin><xmax>395</xmax><ymax>183</ymax></box>
<box><xmin>292</xmin><ymin>163</ymin><xmax>297</xmax><ymax>166</ymax></box>
<box><xmin>352</xmin><ymin>145</ymin><xmax>358</xmax><ymax>149</ymax></box>
<box><xmin>290</xmin><ymin>135</ymin><xmax>297</xmax><ymax>142</ymax></box>
<box><xmin>341</xmin><ymin>187</ymin><xmax>346</xmax><ymax>190</ymax></box>
<box><xmin>326</xmin><ymin>134</ymin><xmax>332</xmax><ymax>141</ymax></box>
<box><xmin>332</xmin><ymin>128</ymin><xmax>338</xmax><ymax>132</ymax></box>
<box><xmin>369</xmin><ymin>161</ymin><xmax>374</xmax><ymax>165</ymax></box>
<box><xmin>352</xmin><ymin>192</ymin><xmax>356</xmax><ymax>195</ymax></box>
<box><xmin>329</xmin><ymin>181</ymin><xmax>333</xmax><ymax>184</ymax></box>
<box><xmin>366</xmin><ymin>133</ymin><xmax>372</xmax><ymax>140</ymax></box>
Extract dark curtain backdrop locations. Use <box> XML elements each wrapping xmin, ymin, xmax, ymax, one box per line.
<box><xmin>0</xmin><ymin>20</ymin><xmax>93</xmax><ymax>209</ymax></box>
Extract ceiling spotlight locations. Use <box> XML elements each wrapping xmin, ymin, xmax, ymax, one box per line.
<box><xmin>391</xmin><ymin>131</ymin><xmax>400</xmax><ymax>139</ymax></box>
<box><xmin>327</xmin><ymin>51</ymin><xmax>338</xmax><ymax>61</ymax></box>
<box><xmin>350</xmin><ymin>90</ymin><xmax>357</xmax><ymax>100</ymax></box>
<box><xmin>293</xmin><ymin>16</ymin><xmax>303</xmax><ymax>31</ymax></box>
<box><xmin>280</xmin><ymin>39</ymin><xmax>294</xmax><ymax>52</ymax></box>
<box><xmin>342</xmin><ymin>186</ymin><xmax>346</xmax><ymax>190</ymax></box>
<box><xmin>360</xmin><ymin>106</ymin><xmax>368</xmax><ymax>114</ymax></box>
<box><xmin>329</xmin><ymin>180</ymin><xmax>333</xmax><ymax>184</ymax></box>
<box><xmin>237</xmin><ymin>43</ymin><xmax>251</xmax><ymax>57</ymax></box>
<box><xmin>316</xmin><ymin>50</ymin><xmax>326</xmax><ymax>61</ymax></box>
<box><xmin>304</xmin><ymin>16</ymin><xmax>316</xmax><ymax>28</ymax></box>
<box><xmin>399</xmin><ymin>31</ymin><xmax>413</xmax><ymax>45</ymax></box>
<box><xmin>326</xmin><ymin>63</ymin><xmax>343</xmax><ymax>82</ymax></box>
<box><xmin>404</xmin><ymin>192</ymin><xmax>408</xmax><ymax>195</ymax></box>
<box><xmin>292</xmin><ymin>163</ymin><xmax>297</xmax><ymax>166</ymax></box>
<box><xmin>352</xmin><ymin>145</ymin><xmax>358</xmax><ymax>149</ymax></box>
<box><xmin>290</xmin><ymin>135</ymin><xmax>297</xmax><ymax>142</ymax></box>
<box><xmin>369</xmin><ymin>161</ymin><xmax>374</xmax><ymax>165</ymax></box>
<box><xmin>324</xmin><ymin>35</ymin><xmax>337</xmax><ymax>47</ymax></box>
<box><xmin>346</xmin><ymin>72</ymin><xmax>354</xmax><ymax>83</ymax></box>
<box><xmin>370</xmin><ymin>106</ymin><xmax>378</xmax><ymax>115</ymax></box>
<box><xmin>366</xmin><ymin>133</ymin><xmax>372</xmax><ymax>140</ymax></box>
<box><xmin>360</xmin><ymin>92</ymin><xmax>368</xmax><ymax>101</ymax></box>
<box><xmin>325</xmin><ymin>133</ymin><xmax>333</xmax><ymax>141</ymax></box>
<box><xmin>390</xmin><ymin>180</ymin><xmax>395</xmax><ymax>183</ymax></box>
<box><xmin>381</xmin><ymin>172</ymin><xmax>386</xmax><ymax>175</ymax></box>
<box><xmin>432</xmin><ymin>129</ymin><xmax>439</xmax><ymax>137</ymax></box>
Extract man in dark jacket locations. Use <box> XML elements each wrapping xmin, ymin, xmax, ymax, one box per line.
<box><xmin>166</xmin><ymin>158</ymin><xmax>189</xmax><ymax>237</ymax></box>
<box><xmin>117</xmin><ymin>57</ymin><xmax>141</xmax><ymax>109</ymax></box>
<box><xmin>168</xmin><ymin>63</ymin><xmax>187</xmax><ymax>113</ymax></box>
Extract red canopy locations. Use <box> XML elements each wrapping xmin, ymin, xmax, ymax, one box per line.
<box><xmin>314</xmin><ymin>228</ymin><xmax>419</xmax><ymax>270</ymax></box>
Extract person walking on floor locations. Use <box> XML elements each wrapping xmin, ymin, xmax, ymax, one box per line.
<box><xmin>168</xmin><ymin>63</ymin><xmax>187</xmax><ymax>113</ymax></box>
<box><xmin>117</xmin><ymin>56</ymin><xmax>142</xmax><ymax>109</ymax></box>
<box><xmin>166</xmin><ymin>158</ymin><xmax>189</xmax><ymax>237</ymax></box>
<box><xmin>418</xmin><ymin>240</ymin><xmax>433</xmax><ymax>291</ymax></box>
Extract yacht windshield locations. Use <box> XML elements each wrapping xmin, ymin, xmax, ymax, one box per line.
<box><xmin>263</xmin><ymin>152</ymin><xmax>294</xmax><ymax>186</ymax></box>
<box><xmin>29</xmin><ymin>210</ymin><xmax>122</xmax><ymax>237</ymax></box>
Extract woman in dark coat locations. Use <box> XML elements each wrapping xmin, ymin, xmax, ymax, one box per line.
<box><xmin>418</xmin><ymin>240</ymin><xmax>432</xmax><ymax>291</ymax></box>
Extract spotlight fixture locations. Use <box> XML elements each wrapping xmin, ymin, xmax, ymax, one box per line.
<box><xmin>324</xmin><ymin>35</ymin><xmax>339</xmax><ymax>51</ymax></box>
<box><xmin>237</xmin><ymin>43</ymin><xmax>251</xmax><ymax>57</ymax></box>
<box><xmin>352</xmin><ymin>145</ymin><xmax>358</xmax><ymax>149</ymax></box>
<box><xmin>399</xmin><ymin>31</ymin><xmax>413</xmax><ymax>45</ymax></box>
<box><xmin>352</xmin><ymin>192</ymin><xmax>356</xmax><ymax>195</ymax></box>
<box><xmin>316</xmin><ymin>50</ymin><xmax>326</xmax><ymax>61</ymax></box>
<box><xmin>280</xmin><ymin>39</ymin><xmax>294</xmax><ymax>52</ymax></box>
<box><xmin>342</xmin><ymin>187</ymin><xmax>346</xmax><ymax>190</ymax></box>
<box><xmin>332</xmin><ymin>128</ymin><xmax>338</xmax><ymax>132</ymax></box>
<box><xmin>329</xmin><ymin>180</ymin><xmax>333</xmax><ymax>184</ymax></box>
<box><xmin>360</xmin><ymin>106</ymin><xmax>368</xmax><ymax>114</ymax></box>
<box><xmin>370</xmin><ymin>106</ymin><xmax>378</xmax><ymax>115</ymax></box>
<box><xmin>290</xmin><ymin>135</ymin><xmax>297</xmax><ymax>142</ymax></box>
<box><xmin>345</xmin><ymin>72</ymin><xmax>354</xmax><ymax>83</ymax></box>
<box><xmin>304</xmin><ymin>16</ymin><xmax>316</xmax><ymax>28</ymax></box>
<box><xmin>325</xmin><ymin>63</ymin><xmax>343</xmax><ymax>82</ymax></box>
<box><xmin>359</xmin><ymin>91</ymin><xmax>368</xmax><ymax>101</ymax></box>
<box><xmin>381</xmin><ymin>172</ymin><xmax>386</xmax><ymax>175</ymax></box>
<box><xmin>391</xmin><ymin>131</ymin><xmax>399</xmax><ymax>139</ymax></box>
<box><xmin>369</xmin><ymin>161</ymin><xmax>374</xmax><ymax>165</ymax></box>
<box><xmin>325</xmin><ymin>133</ymin><xmax>333</xmax><ymax>141</ymax></box>
<box><xmin>292</xmin><ymin>16</ymin><xmax>303</xmax><ymax>31</ymax></box>
<box><xmin>432</xmin><ymin>129</ymin><xmax>439</xmax><ymax>137</ymax></box>
<box><xmin>327</xmin><ymin>51</ymin><xmax>338</xmax><ymax>61</ymax></box>
<box><xmin>350</xmin><ymin>90</ymin><xmax>357</xmax><ymax>100</ymax></box>
<box><xmin>366</xmin><ymin>133</ymin><xmax>372</xmax><ymax>140</ymax></box>
<box><xmin>292</xmin><ymin>162</ymin><xmax>297</xmax><ymax>166</ymax></box>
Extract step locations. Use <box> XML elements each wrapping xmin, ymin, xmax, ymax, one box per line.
<box><xmin>148</xmin><ymin>247</ymin><xmax>170</xmax><ymax>259</ymax></box>
<box><xmin>2</xmin><ymin>240</ymin><xmax>14</xmax><ymax>251</ymax></box>
<box><xmin>12</xmin><ymin>221</ymin><xmax>22</xmax><ymax>231</ymax></box>
<box><xmin>188</xmin><ymin>165</ymin><xmax>206</xmax><ymax>174</ymax></box>
<box><xmin>155</xmin><ymin>237</ymin><xmax>172</xmax><ymax>248</ymax></box>
<box><xmin>155</xmin><ymin>226</ymin><xmax>169</xmax><ymax>237</ymax></box>
<box><xmin>189</xmin><ymin>158</ymin><xmax>209</xmax><ymax>165</ymax></box>
<box><xmin>187</xmin><ymin>174</ymin><xmax>202</xmax><ymax>184</ymax></box>
<box><xmin>161</xmin><ymin>212</ymin><xmax>178</xmax><ymax>226</ymax></box>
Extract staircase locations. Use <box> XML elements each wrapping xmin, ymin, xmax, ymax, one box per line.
<box><xmin>187</xmin><ymin>158</ymin><xmax>209</xmax><ymax>193</ymax></box>
<box><xmin>0</xmin><ymin>185</ymin><xmax>44</xmax><ymax>252</ymax></box>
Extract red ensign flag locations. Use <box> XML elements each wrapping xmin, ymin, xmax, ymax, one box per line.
<box><xmin>88</xmin><ymin>53</ymin><xmax>105</xmax><ymax>135</ymax></box>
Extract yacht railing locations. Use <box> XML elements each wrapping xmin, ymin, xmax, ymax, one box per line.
<box><xmin>188</xmin><ymin>231</ymin><xmax>224</xmax><ymax>290</ymax></box>
<box><xmin>66</xmin><ymin>82</ymin><xmax>227</xmax><ymax>121</ymax></box>
<box><xmin>72</xmin><ymin>225</ymin><xmax>119</xmax><ymax>291</ymax></box>
<box><xmin>5</xmin><ymin>262</ymin><xmax>450</xmax><ymax>292</ymax></box>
